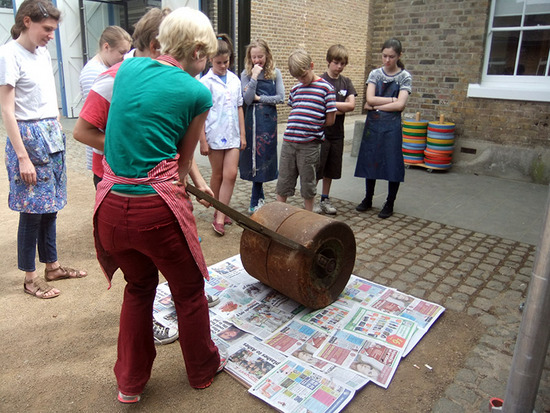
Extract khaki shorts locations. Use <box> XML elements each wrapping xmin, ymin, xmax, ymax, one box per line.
<box><xmin>276</xmin><ymin>140</ymin><xmax>320</xmax><ymax>200</ymax></box>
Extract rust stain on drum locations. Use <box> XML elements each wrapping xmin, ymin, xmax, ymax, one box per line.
<box><xmin>240</xmin><ymin>202</ymin><xmax>356</xmax><ymax>309</ymax></box>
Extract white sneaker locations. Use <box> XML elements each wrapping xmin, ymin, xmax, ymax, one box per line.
<box><xmin>313</xmin><ymin>202</ymin><xmax>322</xmax><ymax>214</ymax></box>
<box><xmin>248</xmin><ymin>198</ymin><xmax>265</xmax><ymax>215</ymax></box>
<box><xmin>320</xmin><ymin>198</ymin><xmax>337</xmax><ymax>215</ymax></box>
<box><xmin>207</xmin><ymin>293</ymin><xmax>220</xmax><ymax>307</ymax></box>
<box><xmin>153</xmin><ymin>319</ymin><xmax>178</xmax><ymax>345</ymax></box>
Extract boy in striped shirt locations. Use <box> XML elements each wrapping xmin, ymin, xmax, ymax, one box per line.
<box><xmin>276</xmin><ymin>49</ymin><xmax>336</xmax><ymax>211</ymax></box>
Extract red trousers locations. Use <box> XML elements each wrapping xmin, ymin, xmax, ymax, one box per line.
<box><xmin>96</xmin><ymin>192</ymin><xmax>220</xmax><ymax>394</ymax></box>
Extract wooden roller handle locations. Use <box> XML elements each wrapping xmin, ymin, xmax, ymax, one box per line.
<box><xmin>415</xmin><ymin>112</ymin><xmax>421</xmax><ymax>122</ymax></box>
<box><xmin>439</xmin><ymin>114</ymin><xmax>445</xmax><ymax>124</ymax></box>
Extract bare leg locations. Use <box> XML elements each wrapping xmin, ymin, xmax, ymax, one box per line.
<box><xmin>321</xmin><ymin>178</ymin><xmax>332</xmax><ymax>197</ymax></box>
<box><xmin>208</xmin><ymin>150</ymin><xmax>224</xmax><ymax>201</ymax></box>
<box><xmin>215</xmin><ymin>149</ymin><xmax>240</xmax><ymax>225</ymax></box>
<box><xmin>304</xmin><ymin>197</ymin><xmax>314</xmax><ymax>211</ymax></box>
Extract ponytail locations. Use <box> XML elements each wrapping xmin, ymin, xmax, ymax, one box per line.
<box><xmin>382</xmin><ymin>38</ymin><xmax>405</xmax><ymax>70</ymax></box>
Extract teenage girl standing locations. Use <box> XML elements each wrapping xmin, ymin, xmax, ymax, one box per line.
<box><xmin>239</xmin><ymin>39</ymin><xmax>284</xmax><ymax>214</ymax></box>
<box><xmin>199</xmin><ymin>34</ymin><xmax>246</xmax><ymax>236</ymax></box>
<box><xmin>354</xmin><ymin>38</ymin><xmax>412</xmax><ymax>219</ymax></box>
<box><xmin>0</xmin><ymin>0</ymin><xmax>87</xmax><ymax>299</ymax></box>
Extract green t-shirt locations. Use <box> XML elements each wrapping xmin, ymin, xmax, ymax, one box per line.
<box><xmin>105</xmin><ymin>58</ymin><xmax>212</xmax><ymax>194</ymax></box>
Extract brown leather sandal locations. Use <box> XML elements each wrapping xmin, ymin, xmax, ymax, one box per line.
<box><xmin>45</xmin><ymin>266</ymin><xmax>88</xmax><ymax>281</ymax></box>
<box><xmin>24</xmin><ymin>277</ymin><xmax>60</xmax><ymax>299</ymax></box>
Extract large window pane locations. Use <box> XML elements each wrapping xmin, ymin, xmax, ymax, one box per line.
<box><xmin>525</xmin><ymin>13</ymin><xmax>550</xmax><ymax>26</ymax></box>
<box><xmin>0</xmin><ymin>0</ymin><xmax>13</xmax><ymax>8</ymax></box>
<box><xmin>518</xmin><ymin>30</ymin><xmax>549</xmax><ymax>75</ymax></box>
<box><xmin>526</xmin><ymin>0</ymin><xmax>550</xmax><ymax>26</ymax></box>
<box><xmin>488</xmin><ymin>31</ymin><xmax>519</xmax><ymax>74</ymax></box>
<box><xmin>494</xmin><ymin>0</ymin><xmax>523</xmax><ymax>27</ymax></box>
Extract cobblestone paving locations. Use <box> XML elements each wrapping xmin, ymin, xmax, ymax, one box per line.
<box><xmin>58</xmin><ymin>125</ymin><xmax>550</xmax><ymax>412</ymax></box>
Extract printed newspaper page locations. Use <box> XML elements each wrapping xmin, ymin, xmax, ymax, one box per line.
<box><xmin>299</xmin><ymin>304</ymin><xmax>352</xmax><ymax>334</ymax></box>
<box><xmin>313</xmin><ymin>330</ymin><xmax>403</xmax><ymax>388</ymax></box>
<box><xmin>210</xmin><ymin>317</ymin><xmax>251</xmax><ymax>353</ymax></box>
<box><xmin>249</xmin><ymin>358</ymin><xmax>355</xmax><ymax>413</ymax></box>
<box><xmin>369</xmin><ymin>289</ymin><xmax>445</xmax><ymax>356</ymax></box>
<box><xmin>230</xmin><ymin>301</ymin><xmax>297</xmax><ymax>340</ymax></box>
<box><xmin>153</xmin><ymin>282</ymin><xmax>178</xmax><ymax>330</ymax></box>
<box><xmin>335</xmin><ymin>275</ymin><xmax>389</xmax><ymax>309</ymax></box>
<box><xmin>342</xmin><ymin>307</ymin><xmax>417</xmax><ymax>350</ymax></box>
<box><xmin>225</xmin><ymin>336</ymin><xmax>287</xmax><ymax>387</ymax></box>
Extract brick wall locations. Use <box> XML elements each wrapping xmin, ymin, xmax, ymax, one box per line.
<box><xmin>205</xmin><ymin>0</ymin><xmax>550</xmax><ymax>182</ymax></box>
<box><xmin>369</xmin><ymin>0</ymin><xmax>550</xmax><ymax>150</ymax></box>
<box><xmin>208</xmin><ymin>0</ymin><xmax>370</xmax><ymax>120</ymax></box>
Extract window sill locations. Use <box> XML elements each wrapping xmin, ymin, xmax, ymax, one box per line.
<box><xmin>467</xmin><ymin>83</ymin><xmax>550</xmax><ymax>103</ymax></box>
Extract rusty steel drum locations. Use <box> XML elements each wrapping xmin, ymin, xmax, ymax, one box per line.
<box><xmin>240</xmin><ymin>202</ymin><xmax>356</xmax><ymax>309</ymax></box>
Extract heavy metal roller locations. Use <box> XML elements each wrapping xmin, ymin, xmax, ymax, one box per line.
<box><xmin>186</xmin><ymin>185</ymin><xmax>356</xmax><ymax>310</ymax></box>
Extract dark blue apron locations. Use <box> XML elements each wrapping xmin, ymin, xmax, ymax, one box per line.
<box><xmin>239</xmin><ymin>78</ymin><xmax>278</xmax><ymax>182</ymax></box>
<box><xmin>354</xmin><ymin>79</ymin><xmax>405</xmax><ymax>182</ymax></box>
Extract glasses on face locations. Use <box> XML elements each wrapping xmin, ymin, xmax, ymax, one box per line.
<box><xmin>38</xmin><ymin>3</ymin><xmax>49</xmax><ymax>18</ymax></box>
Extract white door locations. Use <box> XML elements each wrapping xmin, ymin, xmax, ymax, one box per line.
<box><xmin>0</xmin><ymin>7</ymin><xmax>13</xmax><ymax>46</ymax></box>
<box><xmin>57</xmin><ymin>1</ymin><xmax>110</xmax><ymax>118</ymax></box>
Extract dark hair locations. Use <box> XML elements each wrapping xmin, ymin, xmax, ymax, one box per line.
<box><xmin>132</xmin><ymin>7</ymin><xmax>171</xmax><ymax>52</ymax></box>
<box><xmin>214</xmin><ymin>33</ymin><xmax>234</xmax><ymax>69</ymax></box>
<box><xmin>382</xmin><ymin>38</ymin><xmax>405</xmax><ymax>69</ymax></box>
<box><xmin>11</xmin><ymin>0</ymin><xmax>61</xmax><ymax>40</ymax></box>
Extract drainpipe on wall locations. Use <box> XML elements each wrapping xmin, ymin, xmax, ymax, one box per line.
<box><xmin>237</xmin><ymin>0</ymin><xmax>250</xmax><ymax>76</ymax></box>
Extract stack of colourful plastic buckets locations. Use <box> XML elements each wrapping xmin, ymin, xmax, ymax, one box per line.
<box><xmin>402</xmin><ymin>115</ymin><xmax>428</xmax><ymax>165</ymax></box>
<box><xmin>424</xmin><ymin>117</ymin><xmax>455</xmax><ymax>170</ymax></box>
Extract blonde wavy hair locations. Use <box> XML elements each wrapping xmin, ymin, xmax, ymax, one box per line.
<box><xmin>244</xmin><ymin>39</ymin><xmax>275</xmax><ymax>80</ymax></box>
<box><xmin>158</xmin><ymin>7</ymin><xmax>217</xmax><ymax>62</ymax></box>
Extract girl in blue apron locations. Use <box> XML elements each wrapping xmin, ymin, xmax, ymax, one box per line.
<box><xmin>355</xmin><ymin>38</ymin><xmax>412</xmax><ymax>218</ymax></box>
<box><xmin>239</xmin><ymin>39</ymin><xmax>285</xmax><ymax>214</ymax></box>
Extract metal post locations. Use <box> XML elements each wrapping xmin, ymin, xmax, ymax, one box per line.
<box><xmin>237</xmin><ymin>0</ymin><xmax>250</xmax><ymax>76</ymax></box>
<box><xmin>503</xmin><ymin>186</ymin><xmax>550</xmax><ymax>412</ymax></box>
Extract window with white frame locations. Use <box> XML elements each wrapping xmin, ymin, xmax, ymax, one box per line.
<box><xmin>468</xmin><ymin>0</ymin><xmax>550</xmax><ymax>102</ymax></box>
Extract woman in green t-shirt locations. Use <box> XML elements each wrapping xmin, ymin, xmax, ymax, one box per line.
<box><xmin>91</xmin><ymin>7</ymin><xmax>225</xmax><ymax>403</ymax></box>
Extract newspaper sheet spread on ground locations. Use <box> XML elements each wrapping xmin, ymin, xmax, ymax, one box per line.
<box><xmin>153</xmin><ymin>255</ymin><xmax>445</xmax><ymax>413</ymax></box>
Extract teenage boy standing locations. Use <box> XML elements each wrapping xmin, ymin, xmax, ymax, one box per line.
<box><xmin>276</xmin><ymin>49</ymin><xmax>336</xmax><ymax>211</ymax></box>
<box><xmin>316</xmin><ymin>44</ymin><xmax>357</xmax><ymax>214</ymax></box>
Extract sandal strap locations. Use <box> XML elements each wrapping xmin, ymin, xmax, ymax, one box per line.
<box><xmin>26</xmin><ymin>277</ymin><xmax>54</xmax><ymax>294</ymax></box>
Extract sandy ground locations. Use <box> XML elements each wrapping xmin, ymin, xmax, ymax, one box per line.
<box><xmin>0</xmin><ymin>123</ymin><xmax>484</xmax><ymax>412</ymax></box>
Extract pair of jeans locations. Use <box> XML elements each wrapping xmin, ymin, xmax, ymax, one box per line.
<box><xmin>250</xmin><ymin>181</ymin><xmax>265</xmax><ymax>208</ymax></box>
<box><xmin>17</xmin><ymin>212</ymin><xmax>58</xmax><ymax>272</ymax></box>
<box><xmin>96</xmin><ymin>192</ymin><xmax>220</xmax><ymax>394</ymax></box>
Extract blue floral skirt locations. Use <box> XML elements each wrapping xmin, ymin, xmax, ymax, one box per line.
<box><xmin>5</xmin><ymin>119</ymin><xmax>67</xmax><ymax>213</ymax></box>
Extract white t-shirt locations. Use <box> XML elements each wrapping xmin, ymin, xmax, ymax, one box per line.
<box><xmin>0</xmin><ymin>40</ymin><xmax>58</xmax><ymax>120</ymax></box>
